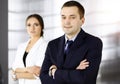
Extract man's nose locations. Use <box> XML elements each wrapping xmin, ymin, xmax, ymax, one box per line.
<box><xmin>64</xmin><ymin>18</ymin><xmax>70</xmax><ymax>25</ymax></box>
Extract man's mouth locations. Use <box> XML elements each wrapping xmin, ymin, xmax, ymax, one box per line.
<box><xmin>64</xmin><ymin>26</ymin><xmax>72</xmax><ymax>28</ymax></box>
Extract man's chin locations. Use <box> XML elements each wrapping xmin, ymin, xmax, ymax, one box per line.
<box><xmin>64</xmin><ymin>32</ymin><xmax>71</xmax><ymax>35</ymax></box>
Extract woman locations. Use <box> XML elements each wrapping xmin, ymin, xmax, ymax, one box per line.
<box><xmin>12</xmin><ymin>14</ymin><xmax>47</xmax><ymax>84</ymax></box>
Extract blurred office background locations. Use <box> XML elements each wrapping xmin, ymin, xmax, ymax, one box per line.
<box><xmin>8</xmin><ymin>0</ymin><xmax>120</xmax><ymax>84</ymax></box>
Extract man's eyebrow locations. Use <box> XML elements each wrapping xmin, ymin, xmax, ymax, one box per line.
<box><xmin>61</xmin><ymin>15</ymin><xmax>65</xmax><ymax>16</ymax></box>
<box><xmin>61</xmin><ymin>15</ymin><xmax>76</xmax><ymax>16</ymax></box>
<box><xmin>70</xmin><ymin>15</ymin><xmax>76</xmax><ymax>17</ymax></box>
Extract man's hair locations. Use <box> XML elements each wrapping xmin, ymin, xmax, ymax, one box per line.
<box><xmin>61</xmin><ymin>0</ymin><xmax>85</xmax><ymax>19</ymax></box>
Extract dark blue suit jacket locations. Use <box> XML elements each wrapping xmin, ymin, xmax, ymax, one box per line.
<box><xmin>40</xmin><ymin>29</ymin><xmax>103</xmax><ymax>84</ymax></box>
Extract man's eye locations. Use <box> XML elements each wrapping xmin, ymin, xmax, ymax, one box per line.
<box><xmin>62</xmin><ymin>17</ymin><xmax>66</xmax><ymax>19</ymax></box>
<box><xmin>71</xmin><ymin>17</ymin><xmax>75</xmax><ymax>19</ymax></box>
<box><xmin>27</xmin><ymin>24</ymin><xmax>31</xmax><ymax>27</ymax></box>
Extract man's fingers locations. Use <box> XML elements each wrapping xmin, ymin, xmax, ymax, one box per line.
<box><xmin>76</xmin><ymin>59</ymin><xmax>89</xmax><ymax>70</ymax></box>
<box><xmin>79</xmin><ymin>64</ymin><xmax>89</xmax><ymax>69</ymax></box>
<box><xmin>82</xmin><ymin>62</ymin><xmax>89</xmax><ymax>65</ymax></box>
<box><xmin>81</xmin><ymin>59</ymin><xmax>87</xmax><ymax>63</ymax></box>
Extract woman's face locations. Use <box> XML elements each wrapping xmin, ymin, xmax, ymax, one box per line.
<box><xmin>26</xmin><ymin>17</ymin><xmax>41</xmax><ymax>38</ymax></box>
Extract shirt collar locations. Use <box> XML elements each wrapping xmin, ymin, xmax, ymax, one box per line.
<box><xmin>65</xmin><ymin>33</ymin><xmax>78</xmax><ymax>44</ymax></box>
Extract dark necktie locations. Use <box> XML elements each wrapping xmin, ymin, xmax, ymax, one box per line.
<box><xmin>64</xmin><ymin>40</ymin><xmax>73</xmax><ymax>60</ymax></box>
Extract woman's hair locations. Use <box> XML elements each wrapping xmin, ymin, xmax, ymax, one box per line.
<box><xmin>26</xmin><ymin>14</ymin><xmax>44</xmax><ymax>36</ymax></box>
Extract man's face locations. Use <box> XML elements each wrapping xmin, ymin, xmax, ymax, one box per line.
<box><xmin>61</xmin><ymin>6</ymin><xmax>85</xmax><ymax>36</ymax></box>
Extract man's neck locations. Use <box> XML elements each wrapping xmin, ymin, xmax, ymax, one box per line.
<box><xmin>66</xmin><ymin>28</ymin><xmax>81</xmax><ymax>40</ymax></box>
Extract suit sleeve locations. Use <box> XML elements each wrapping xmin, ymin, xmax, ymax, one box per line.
<box><xmin>40</xmin><ymin>43</ymin><xmax>56</xmax><ymax>84</ymax></box>
<box><xmin>54</xmin><ymin>39</ymin><xmax>103</xmax><ymax>84</ymax></box>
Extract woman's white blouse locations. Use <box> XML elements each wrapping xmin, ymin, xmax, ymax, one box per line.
<box><xmin>12</xmin><ymin>37</ymin><xmax>47</xmax><ymax>84</ymax></box>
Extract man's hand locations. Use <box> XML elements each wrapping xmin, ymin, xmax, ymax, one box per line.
<box><xmin>49</xmin><ymin>65</ymin><xmax>57</xmax><ymax>78</ymax></box>
<box><xmin>76</xmin><ymin>59</ymin><xmax>89</xmax><ymax>70</ymax></box>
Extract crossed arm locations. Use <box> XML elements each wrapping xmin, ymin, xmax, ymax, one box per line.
<box><xmin>41</xmin><ymin>39</ymin><xmax>102</xmax><ymax>84</ymax></box>
<box><xmin>49</xmin><ymin>59</ymin><xmax>89</xmax><ymax>78</ymax></box>
<box><xmin>12</xmin><ymin>66</ymin><xmax>40</xmax><ymax>80</ymax></box>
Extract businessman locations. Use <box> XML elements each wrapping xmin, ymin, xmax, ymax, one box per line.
<box><xmin>40</xmin><ymin>1</ymin><xmax>103</xmax><ymax>84</ymax></box>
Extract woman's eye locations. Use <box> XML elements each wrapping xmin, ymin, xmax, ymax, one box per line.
<box><xmin>34</xmin><ymin>23</ymin><xmax>39</xmax><ymax>26</ymax></box>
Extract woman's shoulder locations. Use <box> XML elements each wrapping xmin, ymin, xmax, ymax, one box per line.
<box><xmin>39</xmin><ymin>37</ymin><xmax>48</xmax><ymax>45</ymax></box>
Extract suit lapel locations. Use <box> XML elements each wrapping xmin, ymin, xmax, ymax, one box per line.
<box><xmin>64</xmin><ymin>29</ymin><xmax>87</xmax><ymax>65</ymax></box>
<box><xmin>57</xmin><ymin>35</ymin><xmax>65</xmax><ymax>68</ymax></box>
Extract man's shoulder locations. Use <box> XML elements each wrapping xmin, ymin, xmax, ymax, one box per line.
<box><xmin>80</xmin><ymin>29</ymin><xmax>102</xmax><ymax>43</ymax></box>
<box><xmin>48</xmin><ymin>35</ymin><xmax>64</xmax><ymax>45</ymax></box>
<box><xmin>83</xmin><ymin>30</ymin><xmax>100</xmax><ymax>40</ymax></box>
<box><xmin>50</xmin><ymin>35</ymin><xmax>64</xmax><ymax>42</ymax></box>
<box><xmin>84</xmin><ymin>32</ymin><xmax>103</xmax><ymax>47</ymax></box>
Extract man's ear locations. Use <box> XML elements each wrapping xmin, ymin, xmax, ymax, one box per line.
<box><xmin>81</xmin><ymin>17</ymin><xmax>85</xmax><ymax>24</ymax></box>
